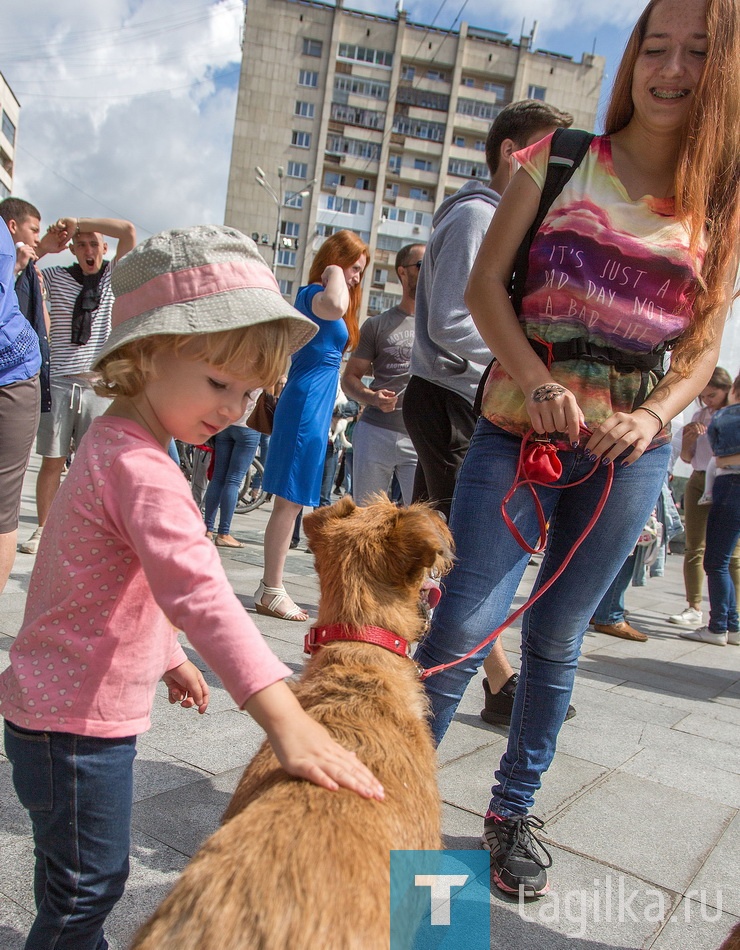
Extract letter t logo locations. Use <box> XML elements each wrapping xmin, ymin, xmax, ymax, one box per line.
<box><xmin>414</xmin><ymin>874</ymin><xmax>469</xmax><ymax>925</ymax></box>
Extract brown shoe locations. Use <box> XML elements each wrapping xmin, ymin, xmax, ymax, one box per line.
<box><xmin>592</xmin><ymin>621</ymin><xmax>648</xmax><ymax>642</ymax></box>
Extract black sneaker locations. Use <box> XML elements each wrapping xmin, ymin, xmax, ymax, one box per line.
<box><xmin>480</xmin><ymin>674</ymin><xmax>576</xmax><ymax>726</ymax></box>
<box><xmin>483</xmin><ymin>814</ymin><xmax>552</xmax><ymax>897</ymax></box>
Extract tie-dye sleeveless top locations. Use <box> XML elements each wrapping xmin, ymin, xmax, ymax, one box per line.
<box><xmin>481</xmin><ymin>133</ymin><xmax>706</xmax><ymax>445</ymax></box>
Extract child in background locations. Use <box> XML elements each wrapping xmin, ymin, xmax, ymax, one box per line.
<box><xmin>0</xmin><ymin>226</ymin><xmax>383</xmax><ymax>950</ymax></box>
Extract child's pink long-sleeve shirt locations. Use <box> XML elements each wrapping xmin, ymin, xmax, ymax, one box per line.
<box><xmin>0</xmin><ymin>417</ymin><xmax>291</xmax><ymax>737</ymax></box>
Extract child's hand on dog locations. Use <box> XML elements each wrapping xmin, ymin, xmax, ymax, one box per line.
<box><xmin>244</xmin><ymin>681</ymin><xmax>385</xmax><ymax>801</ymax></box>
<box><xmin>162</xmin><ymin>660</ymin><xmax>210</xmax><ymax>713</ymax></box>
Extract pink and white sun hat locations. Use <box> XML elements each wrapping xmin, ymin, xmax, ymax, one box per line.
<box><xmin>92</xmin><ymin>225</ymin><xmax>316</xmax><ymax>368</ymax></box>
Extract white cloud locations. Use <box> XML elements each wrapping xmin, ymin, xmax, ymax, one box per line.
<box><xmin>4</xmin><ymin>0</ymin><xmax>244</xmax><ymax>250</ymax></box>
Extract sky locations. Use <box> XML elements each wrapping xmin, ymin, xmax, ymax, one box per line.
<box><xmin>1</xmin><ymin>0</ymin><xmax>737</xmax><ymax>377</ymax></box>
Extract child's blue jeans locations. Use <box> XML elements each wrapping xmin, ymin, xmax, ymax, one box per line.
<box><xmin>4</xmin><ymin>720</ymin><xmax>137</xmax><ymax>950</ymax></box>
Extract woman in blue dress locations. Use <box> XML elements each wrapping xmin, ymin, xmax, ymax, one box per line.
<box><xmin>257</xmin><ymin>230</ymin><xmax>368</xmax><ymax>620</ymax></box>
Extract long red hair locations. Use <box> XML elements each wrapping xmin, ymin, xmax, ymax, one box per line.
<box><xmin>604</xmin><ymin>0</ymin><xmax>740</xmax><ymax>376</ymax></box>
<box><xmin>308</xmin><ymin>230</ymin><xmax>368</xmax><ymax>351</ymax></box>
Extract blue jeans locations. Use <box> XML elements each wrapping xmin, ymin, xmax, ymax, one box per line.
<box><xmin>592</xmin><ymin>552</ymin><xmax>636</xmax><ymax>624</ymax></box>
<box><xmin>704</xmin><ymin>474</ymin><xmax>740</xmax><ymax>633</ymax></box>
<box><xmin>319</xmin><ymin>442</ymin><xmax>337</xmax><ymax>507</ymax></box>
<box><xmin>414</xmin><ymin>420</ymin><xmax>670</xmax><ymax>817</ymax></box>
<box><xmin>203</xmin><ymin>425</ymin><xmax>260</xmax><ymax>534</ymax></box>
<box><xmin>4</xmin><ymin>721</ymin><xmax>137</xmax><ymax>950</ymax></box>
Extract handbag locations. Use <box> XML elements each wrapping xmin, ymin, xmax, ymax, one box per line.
<box><xmin>247</xmin><ymin>391</ymin><xmax>277</xmax><ymax>435</ymax></box>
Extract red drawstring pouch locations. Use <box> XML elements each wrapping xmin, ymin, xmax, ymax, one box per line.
<box><xmin>501</xmin><ymin>437</ymin><xmax>563</xmax><ymax>553</ymax></box>
<box><xmin>522</xmin><ymin>441</ymin><xmax>562</xmax><ymax>483</ymax></box>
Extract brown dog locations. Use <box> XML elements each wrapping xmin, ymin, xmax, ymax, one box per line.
<box><xmin>132</xmin><ymin>495</ymin><xmax>454</xmax><ymax>950</ymax></box>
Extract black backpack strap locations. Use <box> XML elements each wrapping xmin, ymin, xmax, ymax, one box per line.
<box><xmin>509</xmin><ymin>128</ymin><xmax>595</xmax><ymax>314</ymax></box>
<box><xmin>473</xmin><ymin>128</ymin><xmax>595</xmax><ymax>416</ymax></box>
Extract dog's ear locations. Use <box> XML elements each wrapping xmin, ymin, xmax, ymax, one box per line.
<box><xmin>387</xmin><ymin>505</ymin><xmax>454</xmax><ymax>581</ymax></box>
<box><xmin>303</xmin><ymin>495</ymin><xmax>357</xmax><ymax>547</ymax></box>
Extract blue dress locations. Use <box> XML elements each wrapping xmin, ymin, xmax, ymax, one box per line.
<box><xmin>263</xmin><ymin>284</ymin><xmax>348</xmax><ymax>506</ymax></box>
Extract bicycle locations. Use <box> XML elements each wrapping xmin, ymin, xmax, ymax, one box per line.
<box><xmin>234</xmin><ymin>457</ymin><xmax>267</xmax><ymax>514</ymax></box>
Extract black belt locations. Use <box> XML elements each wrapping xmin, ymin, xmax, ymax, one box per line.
<box><xmin>530</xmin><ymin>338</ymin><xmax>666</xmax><ymax>375</ymax></box>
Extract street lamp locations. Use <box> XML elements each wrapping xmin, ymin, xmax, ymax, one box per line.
<box><xmin>255</xmin><ymin>166</ymin><xmax>316</xmax><ymax>274</ymax></box>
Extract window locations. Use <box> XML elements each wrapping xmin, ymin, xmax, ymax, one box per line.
<box><xmin>291</xmin><ymin>130</ymin><xmax>312</xmax><ymax>148</ymax></box>
<box><xmin>369</xmin><ymin>291</ymin><xmax>401</xmax><ymax>313</ymax></box>
<box><xmin>388</xmin><ymin>154</ymin><xmax>402</xmax><ymax>173</ymax></box>
<box><xmin>277</xmin><ymin>249</ymin><xmax>297</xmax><ymax>267</ymax></box>
<box><xmin>330</xmin><ymin>102</ymin><xmax>385</xmax><ymax>130</ymax></box>
<box><xmin>376</xmin><ymin>234</ymin><xmax>405</xmax><ymax>252</ymax></box>
<box><xmin>287</xmin><ymin>160</ymin><xmax>308</xmax><ymax>179</ymax></box>
<box><xmin>392</xmin><ymin>115</ymin><xmax>446</xmax><ymax>142</ymax></box>
<box><xmin>409</xmin><ymin>187</ymin><xmax>429</xmax><ymax>201</ymax></box>
<box><xmin>385</xmin><ymin>182</ymin><xmax>399</xmax><ymax>199</ymax></box>
<box><xmin>355</xmin><ymin>177</ymin><xmax>371</xmax><ymax>191</ymax></box>
<box><xmin>281</xmin><ymin>221</ymin><xmax>300</xmax><ymax>238</ymax></box>
<box><xmin>334</xmin><ymin>76</ymin><xmax>389</xmax><ymax>101</ymax></box>
<box><xmin>373</xmin><ymin>268</ymin><xmax>389</xmax><ymax>285</ymax></box>
<box><xmin>337</xmin><ymin>43</ymin><xmax>393</xmax><ymax>68</ymax></box>
<box><xmin>484</xmin><ymin>81</ymin><xmax>507</xmax><ymax>100</ymax></box>
<box><xmin>1</xmin><ymin>111</ymin><xmax>15</xmax><ymax>146</ymax></box>
<box><xmin>284</xmin><ymin>191</ymin><xmax>304</xmax><ymax>209</ymax></box>
<box><xmin>302</xmin><ymin>38</ymin><xmax>322</xmax><ymax>58</ymax></box>
<box><xmin>0</xmin><ymin>181</ymin><xmax>9</xmax><ymax>200</ymax></box>
<box><xmin>395</xmin><ymin>85</ymin><xmax>449</xmax><ymax>112</ymax></box>
<box><xmin>294</xmin><ymin>101</ymin><xmax>315</xmax><ymax>118</ymax></box>
<box><xmin>278</xmin><ymin>279</ymin><xmax>294</xmax><ymax>296</ymax></box>
<box><xmin>454</xmin><ymin>135</ymin><xmax>466</xmax><ymax>147</ymax></box>
<box><xmin>298</xmin><ymin>69</ymin><xmax>319</xmax><ymax>87</ymax></box>
<box><xmin>474</xmin><ymin>140</ymin><xmax>486</xmax><ymax>152</ymax></box>
<box><xmin>456</xmin><ymin>98</ymin><xmax>499</xmax><ymax>121</ymax></box>
<box><xmin>326</xmin><ymin>134</ymin><xmax>381</xmax><ymax>161</ymax></box>
<box><xmin>323</xmin><ymin>171</ymin><xmax>344</xmax><ymax>189</ymax></box>
<box><xmin>401</xmin><ymin>65</ymin><xmax>415</xmax><ymax>81</ymax></box>
<box><xmin>461</xmin><ymin>77</ymin><xmax>475</xmax><ymax>88</ymax></box>
<box><xmin>413</xmin><ymin>158</ymin><xmax>434</xmax><ymax>172</ymax></box>
<box><xmin>448</xmin><ymin>157</ymin><xmax>489</xmax><ymax>179</ymax></box>
<box><xmin>325</xmin><ymin>195</ymin><xmax>366</xmax><ymax>215</ymax></box>
<box><xmin>426</xmin><ymin>69</ymin><xmax>446</xmax><ymax>81</ymax></box>
<box><xmin>528</xmin><ymin>84</ymin><xmax>547</xmax><ymax>101</ymax></box>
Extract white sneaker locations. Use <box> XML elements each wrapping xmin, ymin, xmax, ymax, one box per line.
<box><xmin>728</xmin><ymin>630</ymin><xmax>740</xmax><ymax>646</ymax></box>
<box><xmin>668</xmin><ymin>607</ymin><xmax>703</xmax><ymax>626</ymax></box>
<box><xmin>19</xmin><ymin>526</ymin><xmax>43</xmax><ymax>555</ymax></box>
<box><xmin>679</xmin><ymin>626</ymin><xmax>727</xmax><ymax>646</ymax></box>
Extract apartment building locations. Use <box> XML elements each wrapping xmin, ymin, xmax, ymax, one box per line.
<box><xmin>225</xmin><ymin>0</ymin><xmax>605</xmax><ymax>315</ymax></box>
<box><xmin>0</xmin><ymin>72</ymin><xmax>20</xmax><ymax>199</ymax></box>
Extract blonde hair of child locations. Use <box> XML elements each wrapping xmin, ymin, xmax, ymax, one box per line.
<box><xmin>94</xmin><ymin>322</ymin><xmax>292</xmax><ymax>398</ymax></box>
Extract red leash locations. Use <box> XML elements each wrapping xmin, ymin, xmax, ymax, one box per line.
<box><xmin>419</xmin><ymin>430</ymin><xmax>614</xmax><ymax>681</ymax></box>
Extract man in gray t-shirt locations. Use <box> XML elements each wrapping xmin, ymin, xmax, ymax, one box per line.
<box><xmin>342</xmin><ymin>243</ymin><xmax>424</xmax><ymax>505</ymax></box>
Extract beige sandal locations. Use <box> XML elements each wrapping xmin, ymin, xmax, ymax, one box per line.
<box><xmin>215</xmin><ymin>534</ymin><xmax>244</xmax><ymax>548</ymax></box>
<box><xmin>254</xmin><ymin>581</ymin><xmax>308</xmax><ymax>622</ymax></box>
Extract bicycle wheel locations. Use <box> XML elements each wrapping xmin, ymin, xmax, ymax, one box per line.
<box><xmin>235</xmin><ymin>458</ymin><xmax>267</xmax><ymax>513</ymax></box>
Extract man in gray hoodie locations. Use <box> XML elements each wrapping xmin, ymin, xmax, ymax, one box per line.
<box><xmin>404</xmin><ymin>99</ymin><xmax>573</xmax><ymax>724</ymax></box>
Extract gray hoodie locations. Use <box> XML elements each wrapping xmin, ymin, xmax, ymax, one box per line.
<box><xmin>409</xmin><ymin>179</ymin><xmax>500</xmax><ymax>404</ymax></box>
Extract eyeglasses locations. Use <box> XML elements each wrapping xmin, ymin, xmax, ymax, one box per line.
<box><xmin>413</xmin><ymin>260</ymin><xmax>423</xmax><ymax>268</ymax></box>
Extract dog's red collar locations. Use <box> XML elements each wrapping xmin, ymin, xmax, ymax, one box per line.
<box><xmin>304</xmin><ymin>624</ymin><xmax>410</xmax><ymax>658</ymax></box>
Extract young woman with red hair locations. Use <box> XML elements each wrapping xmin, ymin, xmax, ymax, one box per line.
<box><xmin>414</xmin><ymin>0</ymin><xmax>740</xmax><ymax>898</ymax></box>
<box><xmin>257</xmin><ymin>229</ymin><xmax>368</xmax><ymax>620</ymax></box>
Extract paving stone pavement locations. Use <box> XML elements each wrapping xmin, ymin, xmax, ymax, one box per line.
<box><xmin>1</xmin><ymin>453</ymin><xmax>739</xmax><ymax>949</ymax></box>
